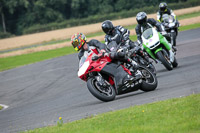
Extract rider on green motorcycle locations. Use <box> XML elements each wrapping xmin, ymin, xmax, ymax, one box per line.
<box><xmin>135</xmin><ymin>12</ymin><xmax>174</xmax><ymax>62</ymax></box>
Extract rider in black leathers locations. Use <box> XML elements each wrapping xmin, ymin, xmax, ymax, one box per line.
<box><xmin>102</xmin><ymin>20</ymin><xmax>136</xmax><ymax>50</ymax></box>
<box><xmin>102</xmin><ymin>20</ymin><xmax>149</xmax><ymax>64</ymax></box>
<box><xmin>157</xmin><ymin>2</ymin><xmax>179</xmax><ymax>26</ymax></box>
<box><xmin>135</xmin><ymin>14</ymin><xmax>165</xmax><ymax>45</ymax></box>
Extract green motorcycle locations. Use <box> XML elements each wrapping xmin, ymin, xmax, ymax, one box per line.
<box><xmin>141</xmin><ymin>28</ymin><xmax>178</xmax><ymax>70</ymax></box>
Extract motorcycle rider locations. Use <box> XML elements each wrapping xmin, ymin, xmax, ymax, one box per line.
<box><xmin>71</xmin><ymin>33</ymin><xmax>140</xmax><ymax>87</ymax></box>
<box><xmin>157</xmin><ymin>2</ymin><xmax>180</xmax><ymax>26</ymax></box>
<box><xmin>102</xmin><ymin>20</ymin><xmax>136</xmax><ymax>49</ymax></box>
<box><xmin>135</xmin><ymin>12</ymin><xmax>175</xmax><ymax>62</ymax></box>
<box><xmin>157</xmin><ymin>2</ymin><xmax>179</xmax><ymax>47</ymax></box>
<box><xmin>102</xmin><ymin>20</ymin><xmax>150</xmax><ymax>64</ymax></box>
<box><xmin>71</xmin><ymin>33</ymin><xmax>106</xmax><ymax>60</ymax></box>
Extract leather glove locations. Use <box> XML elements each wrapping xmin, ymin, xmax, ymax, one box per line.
<box><xmin>117</xmin><ymin>51</ymin><xmax>125</xmax><ymax>58</ymax></box>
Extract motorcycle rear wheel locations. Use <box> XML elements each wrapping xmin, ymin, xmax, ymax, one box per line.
<box><xmin>139</xmin><ymin>66</ymin><xmax>158</xmax><ymax>92</ymax></box>
<box><xmin>87</xmin><ymin>78</ymin><xmax>116</xmax><ymax>102</ymax></box>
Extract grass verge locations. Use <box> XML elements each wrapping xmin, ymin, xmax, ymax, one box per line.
<box><xmin>179</xmin><ymin>22</ymin><xmax>200</xmax><ymax>31</ymax></box>
<box><xmin>24</xmin><ymin>93</ymin><xmax>200</xmax><ymax>133</ymax></box>
<box><xmin>0</xmin><ymin>46</ymin><xmax>75</xmax><ymax>71</ymax></box>
<box><xmin>0</xmin><ymin>23</ymin><xmax>200</xmax><ymax>72</ymax></box>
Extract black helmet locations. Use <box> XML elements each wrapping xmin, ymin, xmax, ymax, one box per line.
<box><xmin>136</xmin><ymin>12</ymin><xmax>147</xmax><ymax>25</ymax></box>
<box><xmin>102</xmin><ymin>20</ymin><xmax>114</xmax><ymax>35</ymax></box>
<box><xmin>159</xmin><ymin>2</ymin><xmax>167</xmax><ymax>12</ymax></box>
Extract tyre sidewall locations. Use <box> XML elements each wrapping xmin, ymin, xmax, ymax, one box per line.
<box><xmin>87</xmin><ymin>78</ymin><xmax>116</xmax><ymax>102</ymax></box>
<box><xmin>139</xmin><ymin>66</ymin><xmax>158</xmax><ymax>92</ymax></box>
<box><xmin>156</xmin><ymin>50</ymin><xmax>173</xmax><ymax>70</ymax></box>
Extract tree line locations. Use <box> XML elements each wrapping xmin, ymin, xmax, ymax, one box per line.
<box><xmin>0</xmin><ymin>0</ymin><xmax>197</xmax><ymax>38</ymax></box>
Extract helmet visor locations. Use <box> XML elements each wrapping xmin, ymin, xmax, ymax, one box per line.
<box><xmin>160</xmin><ymin>7</ymin><xmax>166</xmax><ymax>12</ymax></box>
<box><xmin>72</xmin><ymin>40</ymin><xmax>82</xmax><ymax>51</ymax></box>
<box><xmin>137</xmin><ymin>18</ymin><xmax>147</xmax><ymax>25</ymax></box>
<box><xmin>103</xmin><ymin>27</ymin><xmax>112</xmax><ymax>35</ymax></box>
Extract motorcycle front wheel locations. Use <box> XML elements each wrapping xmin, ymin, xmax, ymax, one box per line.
<box><xmin>156</xmin><ymin>51</ymin><xmax>173</xmax><ymax>71</ymax></box>
<box><xmin>87</xmin><ymin>78</ymin><xmax>116</xmax><ymax>102</ymax></box>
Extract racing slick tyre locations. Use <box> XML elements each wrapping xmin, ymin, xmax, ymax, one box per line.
<box><xmin>156</xmin><ymin>51</ymin><xmax>173</xmax><ymax>71</ymax></box>
<box><xmin>87</xmin><ymin>78</ymin><xmax>116</xmax><ymax>102</ymax></box>
<box><xmin>139</xmin><ymin>66</ymin><xmax>158</xmax><ymax>92</ymax></box>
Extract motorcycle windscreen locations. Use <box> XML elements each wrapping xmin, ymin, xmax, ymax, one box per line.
<box><xmin>78</xmin><ymin>50</ymin><xmax>98</xmax><ymax>77</ymax></box>
<box><xmin>106</xmin><ymin>41</ymin><xmax>119</xmax><ymax>52</ymax></box>
<box><xmin>162</xmin><ymin>14</ymin><xmax>174</xmax><ymax>23</ymax></box>
<box><xmin>142</xmin><ymin>28</ymin><xmax>153</xmax><ymax>39</ymax></box>
<box><xmin>79</xmin><ymin>48</ymin><xmax>97</xmax><ymax>68</ymax></box>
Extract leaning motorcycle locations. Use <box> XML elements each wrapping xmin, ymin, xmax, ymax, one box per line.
<box><xmin>161</xmin><ymin>14</ymin><xmax>179</xmax><ymax>46</ymax></box>
<box><xmin>142</xmin><ymin>28</ymin><xmax>178</xmax><ymax>70</ymax></box>
<box><xmin>78</xmin><ymin>44</ymin><xmax>157</xmax><ymax>102</ymax></box>
<box><xmin>128</xmin><ymin>46</ymin><xmax>157</xmax><ymax>75</ymax></box>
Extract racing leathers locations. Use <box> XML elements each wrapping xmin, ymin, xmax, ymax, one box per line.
<box><xmin>135</xmin><ymin>18</ymin><xmax>174</xmax><ymax>62</ymax></box>
<box><xmin>104</xmin><ymin>25</ymin><xmax>136</xmax><ymax>50</ymax></box>
<box><xmin>157</xmin><ymin>8</ymin><xmax>176</xmax><ymax>22</ymax></box>
<box><xmin>78</xmin><ymin>39</ymin><xmax>105</xmax><ymax>60</ymax></box>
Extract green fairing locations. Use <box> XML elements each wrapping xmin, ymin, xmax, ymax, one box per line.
<box><xmin>143</xmin><ymin>44</ymin><xmax>156</xmax><ymax>59</ymax></box>
<box><xmin>155</xmin><ymin>47</ymin><xmax>163</xmax><ymax>54</ymax></box>
<box><xmin>143</xmin><ymin>31</ymin><xmax>171</xmax><ymax>60</ymax></box>
<box><xmin>158</xmin><ymin>32</ymin><xmax>171</xmax><ymax>50</ymax></box>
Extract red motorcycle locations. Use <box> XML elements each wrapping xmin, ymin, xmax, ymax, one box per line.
<box><xmin>78</xmin><ymin>43</ymin><xmax>157</xmax><ymax>102</ymax></box>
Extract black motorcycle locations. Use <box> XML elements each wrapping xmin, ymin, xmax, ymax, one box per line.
<box><xmin>161</xmin><ymin>14</ymin><xmax>179</xmax><ymax>47</ymax></box>
<box><xmin>128</xmin><ymin>47</ymin><xmax>157</xmax><ymax>75</ymax></box>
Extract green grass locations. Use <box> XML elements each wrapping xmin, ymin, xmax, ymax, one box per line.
<box><xmin>0</xmin><ymin>46</ymin><xmax>76</xmax><ymax>71</ymax></box>
<box><xmin>178</xmin><ymin>11</ymin><xmax>200</xmax><ymax>20</ymax></box>
<box><xmin>0</xmin><ymin>105</ymin><xmax>3</xmax><ymax>110</ymax></box>
<box><xmin>0</xmin><ymin>23</ymin><xmax>200</xmax><ymax>72</ymax></box>
<box><xmin>179</xmin><ymin>23</ymin><xmax>200</xmax><ymax>31</ymax></box>
<box><xmin>24</xmin><ymin>93</ymin><xmax>200</xmax><ymax>133</ymax></box>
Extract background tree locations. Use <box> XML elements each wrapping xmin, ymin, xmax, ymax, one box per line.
<box><xmin>0</xmin><ymin>0</ymin><xmax>199</xmax><ymax>38</ymax></box>
<box><xmin>0</xmin><ymin>0</ymin><xmax>28</xmax><ymax>33</ymax></box>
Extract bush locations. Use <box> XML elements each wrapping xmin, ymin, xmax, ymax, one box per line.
<box><xmin>23</xmin><ymin>0</ymin><xmax>200</xmax><ymax>35</ymax></box>
<box><xmin>0</xmin><ymin>32</ymin><xmax>15</xmax><ymax>39</ymax></box>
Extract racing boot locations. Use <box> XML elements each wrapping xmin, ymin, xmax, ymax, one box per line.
<box><xmin>123</xmin><ymin>75</ymin><xmax>135</xmax><ymax>86</ymax></box>
<box><xmin>130</xmin><ymin>60</ymin><xmax>139</xmax><ymax>70</ymax></box>
<box><xmin>169</xmin><ymin>49</ymin><xmax>175</xmax><ymax>62</ymax></box>
<box><xmin>130</xmin><ymin>60</ymin><xmax>142</xmax><ymax>78</ymax></box>
<box><xmin>122</xmin><ymin>74</ymin><xmax>140</xmax><ymax>88</ymax></box>
<box><xmin>173</xmin><ymin>46</ymin><xmax>177</xmax><ymax>52</ymax></box>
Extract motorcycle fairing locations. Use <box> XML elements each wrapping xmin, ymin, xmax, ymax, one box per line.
<box><xmin>142</xmin><ymin>28</ymin><xmax>171</xmax><ymax>59</ymax></box>
<box><xmin>142</xmin><ymin>28</ymin><xmax>160</xmax><ymax>50</ymax></box>
<box><xmin>100</xmin><ymin>62</ymin><xmax>131</xmax><ymax>94</ymax></box>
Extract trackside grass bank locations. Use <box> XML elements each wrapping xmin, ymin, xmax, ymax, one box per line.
<box><xmin>24</xmin><ymin>93</ymin><xmax>200</xmax><ymax>133</ymax></box>
<box><xmin>0</xmin><ymin>23</ymin><xmax>200</xmax><ymax>72</ymax></box>
<box><xmin>0</xmin><ymin>47</ymin><xmax>75</xmax><ymax>71</ymax></box>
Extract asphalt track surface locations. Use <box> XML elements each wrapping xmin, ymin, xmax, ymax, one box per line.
<box><xmin>0</xmin><ymin>28</ymin><xmax>200</xmax><ymax>133</ymax></box>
